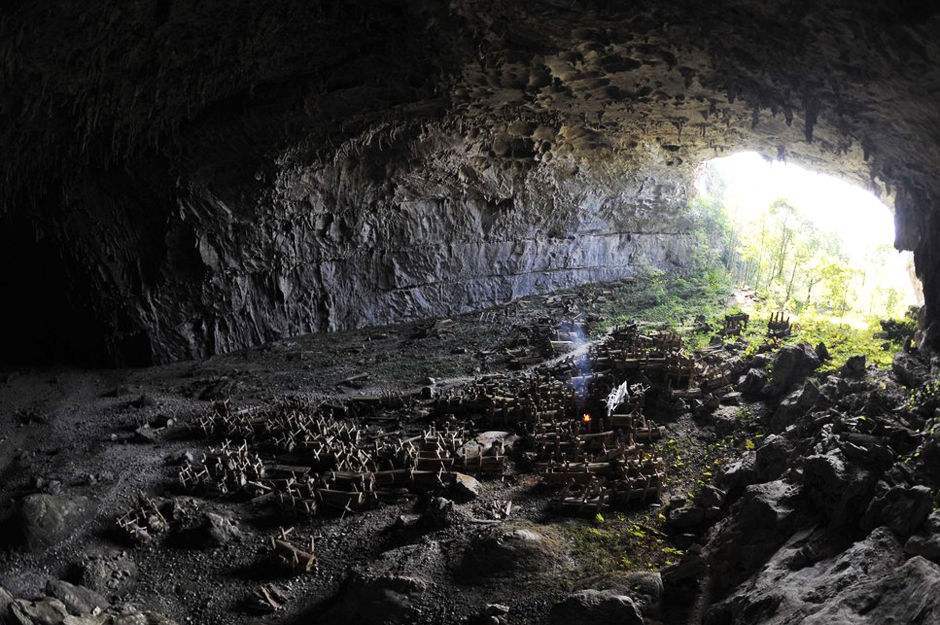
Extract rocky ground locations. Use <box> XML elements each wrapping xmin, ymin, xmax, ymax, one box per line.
<box><xmin>1</xmin><ymin>278</ymin><xmax>938</xmax><ymax>625</ymax></box>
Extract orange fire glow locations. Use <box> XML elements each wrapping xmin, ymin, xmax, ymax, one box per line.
<box><xmin>582</xmin><ymin>413</ymin><xmax>592</xmax><ymax>424</ymax></box>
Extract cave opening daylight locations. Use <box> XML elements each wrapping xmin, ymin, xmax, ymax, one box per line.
<box><xmin>693</xmin><ymin>151</ymin><xmax>922</xmax><ymax>322</ymax></box>
<box><xmin>1</xmin><ymin>3</ymin><xmax>939</xmax><ymax>625</ymax></box>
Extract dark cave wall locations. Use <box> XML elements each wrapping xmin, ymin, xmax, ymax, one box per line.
<box><xmin>2</xmin><ymin>124</ymin><xmax>697</xmax><ymax>365</ymax></box>
<box><xmin>0</xmin><ymin>0</ymin><xmax>467</xmax><ymax>365</ymax></box>
<box><xmin>904</xmin><ymin>189</ymin><xmax>940</xmax><ymax>349</ymax></box>
<box><xmin>2</xmin><ymin>0</ymin><xmax>940</xmax><ymax>365</ymax></box>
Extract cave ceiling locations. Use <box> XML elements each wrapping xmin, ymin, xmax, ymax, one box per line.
<box><xmin>4</xmin><ymin>1</ymin><xmax>938</xmax><ymax>204</ymax></box>
<box><xmin>1</xmin><ymin>0</ymin><xmax>939</xmax><ymax>364</ymax></box>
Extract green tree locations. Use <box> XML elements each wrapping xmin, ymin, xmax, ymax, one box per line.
<box><xmin>818</xmin><ymin>262</ymin><xmax>854</xmax><ymax>316</ymax></box>
<box><xmin>691</xmin><ymin>159</ymin><xmax>917</xmax><ymax>323</ymax></box>
<box><xmin>767</xmin><ymin>199</ymin><xmax>798</xmax><ymax>287</ymax></box>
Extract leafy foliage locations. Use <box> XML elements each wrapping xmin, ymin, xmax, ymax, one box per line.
<box><xmin>595</xmin><ymin>267</ymin><xmax>732</xmax><ymax>337</ymax></box>
<box><xmin>733</xmin><ymin>310</ymin><xmax>905</xmax><ymax>371</ymax></box>
<box><xmin>876</xmin><ymin>307</ymin><xmax>919</xmax><ymax>343</ymax></box>
<box><xmin>695</xmin><ymin>161</ymin><xmax>917</xmax><ymax>321</ymax></box>
<box><xmin>789</xmin><ymin>313</ymin><xmax>902</xmax><ymax>370</ymax></box>
<box><xmin>561</xmin><ymin>516</ymin><xmax>683</xmax><ymax>574</ymax></box>
<box><xmin>687</xmin><ymin>160</ymin><xmax>922</xmax><ymax>372</ymax></box>
<box><xmin>906</xmin><ymin>379</ymin><xmax>940</xmax><ymax>415</ymax></box>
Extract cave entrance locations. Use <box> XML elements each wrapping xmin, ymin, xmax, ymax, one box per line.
<box><xmin>692</xmin><ymin>152</ymin><xmax>921</xmax><ymax>333</ymax></box>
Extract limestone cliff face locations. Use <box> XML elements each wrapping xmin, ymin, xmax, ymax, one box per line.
<box><xmin>13</xmin><ymin>124</ymin><xmax>695</xmax><ymax>364</ymax></box>
<box><xmin>1</xmin><ymin>0</ymin><xmax>939</xmax><ymax>364</ymax></box>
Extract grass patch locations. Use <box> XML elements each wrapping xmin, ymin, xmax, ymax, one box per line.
<box><xmin>677</xmin><ymin>302</ymin><xmax>911</xmax><ymax>372</ymax></box>
<box><xmin>592</xmin><ymin>267</ymin><xmax>733</xmax><ymax>338</ymax></box>
<box><xmin>561</xmin><ymin>514</ymin><xmax>682</xmax><ymax>575</ymax></box>
<box><xmin>731</xmin><ymin>310</ymin><xmax>907</xmax><ymax>372</ymax></box>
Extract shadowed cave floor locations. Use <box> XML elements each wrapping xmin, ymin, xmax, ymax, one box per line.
<box><xmin>1</xmin><ymin>276</ymin><xmax>933</xmax><ymax>625</ymax></box>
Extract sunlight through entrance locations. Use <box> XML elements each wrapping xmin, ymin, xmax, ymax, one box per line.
<box><xmin>693</xmin><ymin>152</ymin><xmax>921</xmax><ymax>324</ymax></box>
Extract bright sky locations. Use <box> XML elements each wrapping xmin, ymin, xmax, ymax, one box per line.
<box><xmin>696</xmin><ymin>151</ymin><xmax>921</xmax><ymax>307</ymax></box>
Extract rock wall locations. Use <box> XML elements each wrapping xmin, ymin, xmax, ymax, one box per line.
<box><xmin>2</xmin><ymin>123</ymin><xmax>697</xmax><ymax>364</ymax></box>
<box><xmin>1</xmin><ymin>0</ymin><xmax>939</xmax><ymax>364</ymax></box>
<box><xmin>186</xmin><ymin>128</ymin><xmax>694</xmax><ymax>355</ymax></box>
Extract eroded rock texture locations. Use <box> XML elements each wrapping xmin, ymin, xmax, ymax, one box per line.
<box><xmin>2</xmin><ymin>1</ymin><xmax>939</xmax><ymax>364</ymax></box>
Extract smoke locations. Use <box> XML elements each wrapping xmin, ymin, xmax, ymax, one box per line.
<box><xmin>563</xmin><ymin>320</ymin><xmax>592</xmax><ymax>406</ymax></box>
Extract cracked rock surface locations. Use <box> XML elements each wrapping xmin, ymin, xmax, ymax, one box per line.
<box><xmin>1</xmin><ymin>1</ymin><xmax>939</xmax><ymax>364</ymax></box>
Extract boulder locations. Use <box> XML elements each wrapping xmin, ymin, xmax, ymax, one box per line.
<box><xmin>469</xmin><ymin>603</ymin><xmax>510</xmax><ymax>625</ymax></box>
<box><xmin>198</xmin><ymin>512</ymin><xmax>241</xmax><ymax>547</ymax></box>
<box><xmin>549</xmin><ymin>589</ymin><xmax>643</xmax><ymax>625</ymax></box>
<box><xmin>105</xmin><ymin>607</ymin><xmax>179</xmax><ymax>624</ymax></box>
<box><xmin>419</xmin><ymin>497</ymin><xmax>460</xmax><ymax>529</ymax></box>
<box><xmin>331</xmin><ymin>572</ymin><xmax>428</xmax><ymax>625</ymax></box>
<box><xmin>726</xmin><ymin>355</ymin><xmax>748</xmax><ymax>377</ymax></box>
<box><xmin>77</xmin><ymin>550</ymin><xmax>138</xmax><ymax>596</ymax></box>
<box><xmin>815</xmin><ymin>342</ymin><xmax>830</xmax><ymax>361</ymax></box>
<box><xmin>906</xmin><ymin>534</ymin><xmax>940</xmax><ymax>564</ymax></box>
<box><xmin>1</xmin><ymin>586</ymin><xmax>14</xmax><ymax>622</ymax></box>
<box><xmin>861</xmin><ymin>484</ymin><xmax>933</xmax><ymax>537</ymax></box>
<box><xmin>694</xmin><ymin>485</ymin><xmax>726</xmax><ymax>510</ymax></box>
<box><xmin>799</xmin><ymin>555</ymin><xmax>940</xmax><ymax>624</ymax></box>
<box><xmin>667</xmin><ymin>505</ymin><xmax>706</xmax><ymax>530</ymax></box>
<box><xmin>450</xmin><ymin>473</ymin><xmax>482</xmax><ymax>502</ymax></box>
<box><xmin>840</xmin><ymin>354</ymin><xmax>867</xmax><ymax>379</ymax></box>
<box><xmin>712</xmin><ymin>407</ymin><xmax>738</xmax><ymax>436</ymax></box>
<box><xmin>769</xmin><ymin>379</ymin><xmax>820</xmax><ymax>432</ymax></box>
<box><xmin>705</xmin><ymin>480</ymin><xmax>800</xmax><ymax>593</ymax></box>
<box><xmin>905</xmin><ymin>510</ymin><xmax>940</xmax><ymax>563</ymax></box>
<box><xmin>767</xmin><ymin>344</ymin><xmax>820</xmax><ymax>397</ymax></box>
<box><xmin>456</xmin><ymin>525</ymin><xmax>569</xmax><ymax>582</ymax></box>
<box><xmin>893</xmin><ymin>351</ymin><xmax>928</xmax><ymax>388</ymax></box>
<box><xmin>802</xmin><ymin>450</ymin><xmax>875</xmax><ymax>530</ymax></box>
<box><xmin>9</xmin><ymin>597</ymin><xmax>70</xmax><ymax>625</ymax></box>
<box><xmin>716</xmin><ymin>451</ymin><xmax>757</xmax><ymax>501</ymax></box>
<box><xmin>17</xmin><ymin>494</ymin><xmax>89</xmax><ymax>551</ymax></box>
<box><xmin>706</xmin><ymin>526</ymin><xmax>924</xmax><ymax>625</ymax></box>
<box><xmin>755</xmin><ymin>434</ymin><xmax>793</xmax><ymax>482</ymax></box>
<box><xmin>694</xmin><ymin>394</ymin><xmax>720</xmax><ymax>419</ymax></box>
<box><xmin>921</xmin><ymin>432</ymin><xmax>940</xmax><ymax>485</ymax></box>
<box><xmin>817</xmin><ymin>378</ymin><xmax>840</xmax><ymax>405</ymax></box>
<box><xmin>839</xmin><ymin>438</ymin><xmax>895</xmax><ymax>470</ymax></box>
<box><xmin>662</xmin><ymin>548</ymin><xmax>707</xmax><ymax>587</ymax></box>
<box><xmin>739</xmin><ymin>368</ymin><xmax>767</xmax><ymax>397</ymax></box>
<box><xmin>614</xmin><ymin>570</ymin><xmax>662</xmax><ymax>616</ymax></box>
<box><xmin>734</xmin><ymin>480</ymin><xmax>798</xmax><ymax>532</ymax></box>
<box><xmin>461</xmin><ymin>431</ymin><xmax>518</xmax><ymax>455</ymax></box>
<box><xmin>44</xmin><ymin>580</ymin><xmax>108</xmax><ymax>616</ymax></box>
<box><xmin>748</xmin><ymin>353</ymin><xmax>771</xmax><ymax>369</ymax></box>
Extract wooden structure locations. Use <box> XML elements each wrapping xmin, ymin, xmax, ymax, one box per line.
<box><xmin>530</xmin><ymin>387</ymin><xmax>666</xmax><ymax>517</ymax></box>
<box><xmin>179</xmin><ymin>401</ymin><xmax>513</xmax><ymax>522</ymax></box>
<box><xmin>720</xmin><ymin>312</ymin><xmax>749</xmax><ymax>337</ymax></box>
<box><xmin>116</xmin><ymin>492</ymin><xmax>169</xmax><ymax>544</ymax></box>
<box><xmin>269</xmin><ymin>527</ymin><xmax>317</xmax><ymax>573</ymax></box>
<box><xmin>767</xmin><ymin>311</ymin><xmax>792</xmax><ymax>339</ymax></box>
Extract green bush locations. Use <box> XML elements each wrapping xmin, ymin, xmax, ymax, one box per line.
<box><xmin>876</xmin><ymin>306</ymin><xmax>919</xmax><ymax>344</ymax></box>
<box><xmin>738</xmin><ymin>309</ymin><xmax>906</xmax><ymax>371</ymax></box>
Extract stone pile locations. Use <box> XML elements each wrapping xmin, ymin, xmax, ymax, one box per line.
<box><xmin>657</xmin><ymin>344</ymin><xmax>940</xmax><ymax>624</ymax></box>
<box><xmin>0</xmin><ymin>580</ymin><xmax>177</xmax><ymax>625</ymax></box>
